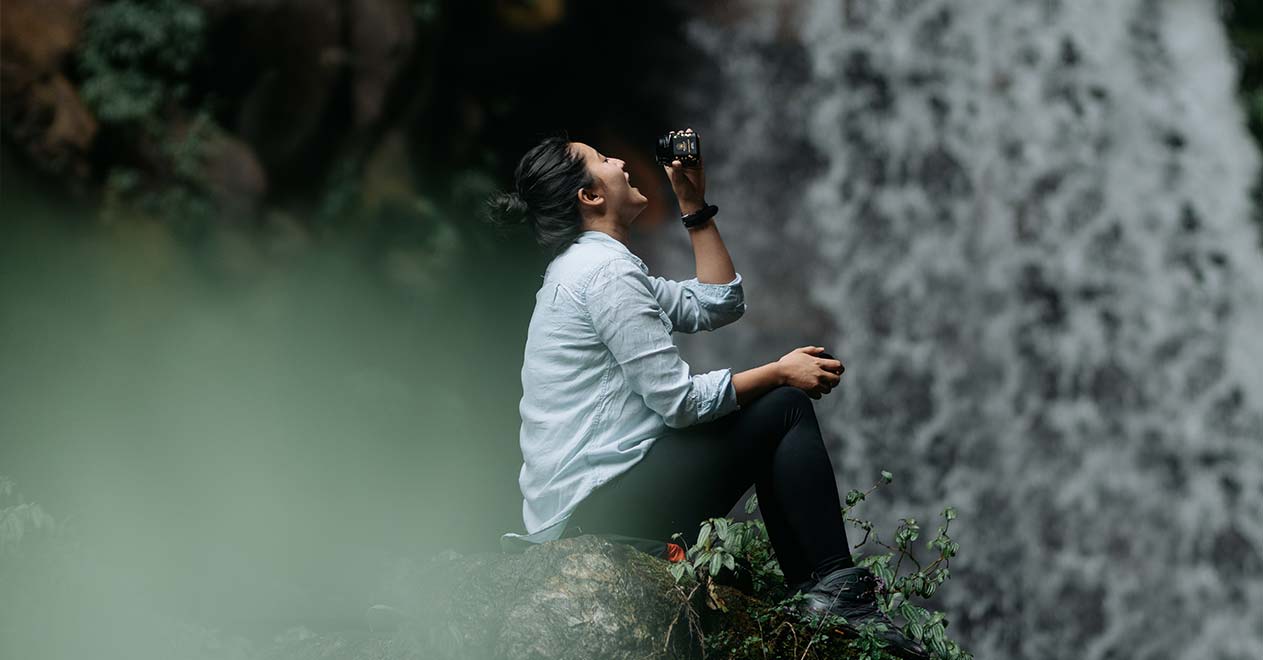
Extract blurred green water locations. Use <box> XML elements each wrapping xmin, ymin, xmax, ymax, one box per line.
<box><xmin>0</xmin><ymin>176</ymin><xmax>543</xmax><ymax>650</ymax></box>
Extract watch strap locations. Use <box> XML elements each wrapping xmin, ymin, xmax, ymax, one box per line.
<box><xmin>681</xmin><ymin>203</ymin><xmax>719</xmax><ymax>228</ymax></box>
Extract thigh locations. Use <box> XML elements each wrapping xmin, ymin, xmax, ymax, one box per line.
<box><xmin>567</xmin><ymin>388</ymin><xmax>797</xmax><ymax>542</ymax></box>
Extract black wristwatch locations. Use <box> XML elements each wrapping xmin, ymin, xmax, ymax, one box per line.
<box><xmin>681</xmin><ymin>203</ymin><xmax>718</xmax><ymax>229</ymax></box>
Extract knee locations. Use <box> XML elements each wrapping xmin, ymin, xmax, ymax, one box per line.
<box><xmin>754</xmin><ymin>386</ymin><xmax>821</xmax><ymax>450</ymax></box>
<box><xmin>762</xmin><ymin>385</ymin><xmax>813</xmax><ymax>412</ymax></box>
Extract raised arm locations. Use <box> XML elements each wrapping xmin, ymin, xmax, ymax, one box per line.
<box><xmin>662</xmin><ymin>134</ymin><xmax>736</xmax><ymax>287</ymax></box>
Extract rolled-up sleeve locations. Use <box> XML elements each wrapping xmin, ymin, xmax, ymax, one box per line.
<box><xmin>646</xmin><ymin>272</ymin><xmax>746</xmax><ymax>334</ymax></box>
<box><xmin>586</xmin><ymin>258</ymin><xmax>740</xmax><ymax>428</ymax></box>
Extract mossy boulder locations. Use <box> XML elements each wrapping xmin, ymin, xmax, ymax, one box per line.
<box><xmin>266</xmin><ymin>535</ymin><xmax>763</xmax><ymax>660</ymax></box>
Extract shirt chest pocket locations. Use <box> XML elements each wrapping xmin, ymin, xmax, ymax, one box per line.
<box><xmin>656</xmin><ymin>308</ymin><xmax>673</xmax><ymax>333</ymax></box>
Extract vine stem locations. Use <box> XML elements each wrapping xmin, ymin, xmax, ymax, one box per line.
<box><xmin>660</xmin><ymin>581</ymin><xmax>704</xmax><ymax>658</ymax></box>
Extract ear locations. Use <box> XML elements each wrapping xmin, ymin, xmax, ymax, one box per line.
<box><xmin>577</xmin><ymin>184</ymin><xmax>604</xmax><ymax>211</ymax></box>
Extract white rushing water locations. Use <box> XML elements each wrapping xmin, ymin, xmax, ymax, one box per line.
<box><xmin>648</xmin><ymin>1</ymin><xmax>1263</xmax><ymax>657</ymax></box>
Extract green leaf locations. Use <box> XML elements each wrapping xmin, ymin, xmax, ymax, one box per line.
<box><xmin>715</xmin><ymin>518</ymin><xmax>730</xmax><ymax>542</ymax></box>
<box><xmin>905</xmin><ymin>604</ymin><xmax>928</xmax><ymax>624</ymax></box>
<box><xmin>897</xmin><ymin>601</ymin><xmax>917</xmax><ymax>622</ymax></box>
<box><xmin>696</xmin><ymin>523</ymin><xmax>711</xmax><ymax>548</ymax></box>
<box><xmin>881</xmin><ymin>470</ymin><xmax>893</xmax><ymax>483</ymax></box>
<box><xmin>846</xmin><ymin>489</ymin><xmax>865</xmax><ymax>506</ymax></box>
<box><xmin>744</xmin><ymin>494</ymin><xmax>759</xmax><ymax>515</ymax></box>
<box><xmin>709</xmin><ymin>553</ymin><xmax>723</xmax><ymax>577</ymax></box>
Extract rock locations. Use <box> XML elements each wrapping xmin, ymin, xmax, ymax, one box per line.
<box><xmin>0</xmin><ymin>0</ymin><xmax>98</xmax><ymax>184</ymax></box>
<box><xmin>396</xmin><ymin>535</ymin><xmax>706</xmax><ymax>659</ymax></box>
<box><xmin>206</xmin><ymin>0</ymin><xmax>346</xmax><ymax>175</ymax></box>
<box><xmin>269</xmin><ymin>535</ymin><xmax>764</xmax><ymax>660</ymax></box>
<box><xmin>347</xmin><ymin>0</ymin><xmax>414</xmax><ymax>130</ymax></box>
<box><xmin>195</xmin><ymin>120</ymin><xmax>269</xmax><ymax>220</ymax></box>
<box><xmin>196</xmin><ymin>0</ymin><xmax>417</xmax><ymax>186</ymax></box>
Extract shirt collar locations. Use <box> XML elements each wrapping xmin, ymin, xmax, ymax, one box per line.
<box><xmin>577</xmin><ymin>230</ymin><xmax>647</xmax><ymax>274</ymax></box>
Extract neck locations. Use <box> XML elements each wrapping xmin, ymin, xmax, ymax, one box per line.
<box><xmin>581</xmin><ymin>217</ymin><xmax>629</xmax><ymax>245</ymax></box>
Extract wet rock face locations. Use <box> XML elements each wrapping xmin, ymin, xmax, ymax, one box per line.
<box><xmin>667</xmin><ymin>1</ymin><xmax>1263</xmax><ymax>658</ymax></box>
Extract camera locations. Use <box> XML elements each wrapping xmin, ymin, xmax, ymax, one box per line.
<box><xmin>655</xmin><ymin>129</ymin><xmax>701</xmax><ymax>166</ymax></box>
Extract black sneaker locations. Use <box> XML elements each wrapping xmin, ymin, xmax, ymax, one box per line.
<box><xmin>795</xmin><ymin>565</ymin><xmax>930</xmax><ymax>660</ymax></box>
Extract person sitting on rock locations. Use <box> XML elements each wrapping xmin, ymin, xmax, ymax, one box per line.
<box><xmin>484</xmin><ymin>129</ymin><xmax>927</xmax><ymax>659</ymax></box>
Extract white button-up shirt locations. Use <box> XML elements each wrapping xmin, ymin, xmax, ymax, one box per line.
<box><xmin>502</xmin><ymin>230</ymin><xmax>746</xmax><ymax>547</ymax></box>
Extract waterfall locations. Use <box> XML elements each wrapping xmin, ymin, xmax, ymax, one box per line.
<box><xmin>650</xmin><ymin>1</ymin><xmax>1263</xmax><ymax>657</ymax></box>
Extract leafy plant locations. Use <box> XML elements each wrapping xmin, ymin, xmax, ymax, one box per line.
<box><xmin>664</xmin><ymin>470</ymin><xmax>972</xmax><ymax>660</ymax></box>
<box><xmin>667</xmin><ymin>515</ymin><xmax>780</xmax><ymax>597</ymax></box>
<box><xmin>78</xmin><ymin>0</ymin><xmax>223</xmax><ymax>231</ymax></box>
<box><xmin>78</xmin><ymin>0</ymin><xmax>206</xmax><ymax>126</ymax></box>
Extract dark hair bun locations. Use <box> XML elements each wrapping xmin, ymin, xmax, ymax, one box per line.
<box><xmin>483</xmin><ymin>191</ymin><xmax>531</xmax><ymax>231</ymax></box>
<box><xmin>482</xmin><ymin>131</ymin><xmax>590</xmax><ymax>258</ymax></box>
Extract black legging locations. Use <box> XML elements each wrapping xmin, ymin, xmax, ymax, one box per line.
<box><xmin>566</xmin><ymin>385</ymin><xmax>854</xmax><ymax>589</ymax></box>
